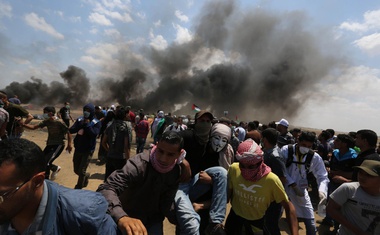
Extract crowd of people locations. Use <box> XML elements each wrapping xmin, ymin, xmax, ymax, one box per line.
<box><xmin>0</xmin><ymin>90</ymin><xmax>380</xmax><ymax>235</ymax></box>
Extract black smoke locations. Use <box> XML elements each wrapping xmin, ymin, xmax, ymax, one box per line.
<box><xmin>2</xmin><ymin>65</ymin><xmax>90</xmax><ymax>107</ymax></box>
<box><xmin>101</xmin><ymin>0</ymin><xmax>341</xmax><ymax>121</ymax></box>
<box><xmin>1</xmin><ymin>1</ymin><xmax>343</xmax><ymax>123</ymax></box>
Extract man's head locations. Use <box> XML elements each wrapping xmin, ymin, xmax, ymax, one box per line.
<box><xmin>0</xmin><ymin>91</ymin><xmax>8</xmax><ymax>107</ymax></box>
<box><xmin>43</xmin><ymin>106</ymin><xmax>56</xmax><ymax>119</ymax></box>
<box><xmin>261</xmin><ymin>128</ymin><xmax>278</xmax><ymax>149</ymax></box>
<box><xmin>356</xmin><ymin>129</ymin><xmax>378</xmax><ymax>150</ymax></box>
<box><xmin>194</xmin><ymin>110</ymin><xmax>214</xmax><ymax>145</ymax></box>
<box><xmin>210</xmin><ymin>123</ymin><xmax>231</xmax><ymax>152</ymax></box>
<box><xmin>0</xmin><ymin>139</ymin><xmax>45</xmax><ymax>223</ymax></box>
<box><xmin>83</xmin><ymin>103</ymin><xmax>95</xmax><ymax>119</ymax></box>
<box><xmin>297</xmin><ymin>131</ymin><xmax>316</xmax><ymax>154</ymax></box>
<box><xmin>247</xmin><ymin>122</ymin><xmax>257</xmax><ymax>131</ymax></box>
<box><xmin>334</xmin><ymin>134</ymin><xmax>355</xmax><ymax>150</ymax></box>
<box><xmin>157</xmin><ymin>111</ymin><xmax>164</xmax><ymax>118</ymax></box>
<box><xmin>218</xmin><ymin>117</ymin><xmax>231</xmax><ymax>126</ymax></box>
<box><xmin>325</xmin><ymin>129</ymin><xmax>335</xmax><ymax>139</ymax></box>
<box><xmin>115</xmin><ymin>106</ymin><xmax>127</xmax><ymax>120</ymax></box>
<box><xmin>276</xmin><ymin>118</ymin><xmax>289</xmax><ymax>134</ymax></box>
<box><xmin>290</xmin><ymin>128</ymin><xmax>301</xmax><ymax>141</ymax></box>
<box><xmin>318</xmin><ymin>130</ymin><xmax>330</xmax><ymax>143</ymax></box>
<box><xmin>354</xmin><ymin>160</ymin><xmax>380</xmax><ymax>195</ymax></box>
<box><xmin>152</xmin><ymin>131</ymin><xmax>184</xmax><ymax>173</ymax></box>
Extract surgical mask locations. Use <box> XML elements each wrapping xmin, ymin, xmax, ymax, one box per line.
<box><xmin>43</xmin><ymin>113</ymin><xmax>49</xmax><ymax>119</ymax></box>
<box><xmin>83</xmin><ymin>111</ymin><xmax>91</xmax><ymax>118</ymax></box>
<box><xmin>211</xmin><ymin>135</ymin><xmax>228</xmax><ymax>152</ymax></box>
<box><xmin>66</xmin><ymin>105</ymin><xmax>70</xmax><ymax>109</ymax></box>
<box><xmin>299</xmin><ymin>146</ymin><xmax>310</xmax><ymax>155</ymax></box>
<box><xmin>173</xmin><ymin>122</ymin><xmax>178</xmax><ymax>127</ymax></box>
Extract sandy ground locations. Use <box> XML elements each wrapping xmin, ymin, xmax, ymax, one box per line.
<box><xmin>19</xmin><ymin>110</ymin><xmax>331</xmax><ymax>235</ymax></box>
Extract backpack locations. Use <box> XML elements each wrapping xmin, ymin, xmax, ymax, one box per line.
<box><xmin>286</xmin><ymin>144</ymin><xmax>314</xmax><ymax>173</ymax></box>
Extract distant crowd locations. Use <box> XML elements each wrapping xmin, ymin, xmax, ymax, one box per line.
<box><xmin>0</xmin><ymin>90</ymin><xmax>379</xmax><ymax>235</ymax></box>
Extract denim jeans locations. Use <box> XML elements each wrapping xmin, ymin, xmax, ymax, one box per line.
<box><xmin>175</xmin><ymin>166</ymin><xmax>228</xmax><ymax>235</ymax></box>
<box><xmin>302</xmin><ymin>218</ymin><xmax>317</xmax><ymax>235</ymax></box>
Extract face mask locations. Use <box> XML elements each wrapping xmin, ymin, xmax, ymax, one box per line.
<box><xmin>211</xmin><ymin>135</ymin><xmax>228</xmax><ymax>152</ymax></box>
<box><xmin>83</xmin><ymin>111</ymin><xmax>91</xmax><ymax>118</ymax></box>
<box><xmin>43</xmin><ymin>113</ymin><xmax>50</xmax><ymax>119</ymax></box>
<box><xmin>194</xmin><ymin>122</ymin><xmax>212</xmax><ymax>145</ymax></box>
<box><xmin>299</xmin><ymin>146</ymin><xmax>310</xmax><ymax>155</ymax></box>
<box><xmin>173</xmin><ymin>122</ymin><xmax>178</xmax><ymax>127</ymax></box>
<box><xmin>66</xmin><ymin>105</ymin><xmax>70</xmax><ymax>109</ymax></box>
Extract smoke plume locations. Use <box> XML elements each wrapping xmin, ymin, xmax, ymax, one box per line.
<box><xmin>101</xmin><ymin>0</ymin><xmax>341</xmax><ymax>122</ymax></box>
<box><xmin>2</xmin><ymin>65</ymin><xmax>90</xmax><ymax>107</ymax></box>
<box><xmin>1</xmin><ymin>0</ymin><xmax>343</xmax><ymax>123</ymax></box>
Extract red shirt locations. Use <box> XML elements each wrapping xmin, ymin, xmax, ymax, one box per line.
<box><xmin>135</xmin><ymin>120</ymin><xmax>149</xmax><ymax>138</ymax></box>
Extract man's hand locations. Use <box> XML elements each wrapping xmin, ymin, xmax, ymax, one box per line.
<box><xmin>117</xmin><ymin>216</ymin><xmax>147</xmax><ymax>235</ymax></box>
<box><xmin>178</xmin><ymin>159</ymin><xmax>191</xmax><ymax>183</ymax></box>
<box><xmin>198</xmin><ymin>171</ymin><xmax>212</xmax><ymax>185</ymax></box>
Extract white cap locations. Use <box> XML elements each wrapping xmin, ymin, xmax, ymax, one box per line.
<box><xmin>276</xmin><ymin>118</ymin><xmax>289</xmax><ymax>127</ymax></box>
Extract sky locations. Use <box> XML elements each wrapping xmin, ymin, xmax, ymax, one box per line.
<box><xmin>1</xmin><ymin>0</ymin><xmax>380</xmax><ymax>134</ymax></box>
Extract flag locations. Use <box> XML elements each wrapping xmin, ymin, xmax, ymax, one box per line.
<box><xmin>192</xmin><ymin>104</ymin><xmax>201</xmax><ymax>112</ymax></box>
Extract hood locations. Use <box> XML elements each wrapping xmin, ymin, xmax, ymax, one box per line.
<box><xmin>83</xmin><ymin>103</ymin><xmax>95</xmax><ymax>120</ymax></box>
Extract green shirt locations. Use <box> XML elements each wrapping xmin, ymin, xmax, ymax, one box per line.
<box><xmin>39</xmin><ymin>118</ymin><xmax>68</xmax><ymax>145</ymax></box>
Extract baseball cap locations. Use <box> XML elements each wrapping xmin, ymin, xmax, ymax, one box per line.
<box><xmin>195</xmin><ymin>110</ymin><xmax>214</xmax><ymax>120</ymax></box>
<box><xmin>354</xmin><ymin>160</ymin><xmax>380</xmax><ymax>176</ymax></box>
<box><xmin>276</xmin><ymin>118</ymin><xmax>289</xmax><ymax>128</ymax></box>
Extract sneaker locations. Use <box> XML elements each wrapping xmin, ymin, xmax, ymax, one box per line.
<box><xmin>50</xmin><ymin>166</ymin><xmax>61</xmax><ymax>180</ymax></box>
<box><xmin>205</xmin><ymin>223</ymin><xmax>226</xmax><ymax>235</ymax></box>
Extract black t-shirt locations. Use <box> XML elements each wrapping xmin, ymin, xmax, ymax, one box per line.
<box><xmin>59</xmin><ymin>107</ymin><xmax>70</xmax><ymax>120</ymax></box>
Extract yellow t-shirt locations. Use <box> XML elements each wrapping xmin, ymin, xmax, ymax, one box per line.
<box><xmin>228</xmin><ymin>162</ymin><xmax>289</xmax><ymax>221</ymax></box>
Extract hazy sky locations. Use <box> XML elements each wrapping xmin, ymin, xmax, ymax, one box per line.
<box><xmin>1</xmin><ymin>0</ymin><xmax>380</xmax><ymax>134</ymax></box>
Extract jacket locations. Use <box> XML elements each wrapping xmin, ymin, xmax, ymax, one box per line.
<box><xmin>0</xmin><ymin>180</ymin><xmax>118</xmax><ymax>235</ymax></box>
<box><xmin>97</xmin><ymin>152</ymin><xmax>180</xmax><ymax>227</ymax></box>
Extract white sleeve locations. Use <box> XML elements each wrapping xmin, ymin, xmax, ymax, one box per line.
<box><xmin>279</xmin><ymin>145</ymin><xmax>296</xmax><ymax>186</ymax></box>
<box><xmin>310</xmin><ymin>153</ymin><xmax>329</xmax><ymax>195</ymax></box>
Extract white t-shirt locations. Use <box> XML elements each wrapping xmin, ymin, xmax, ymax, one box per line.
<box><xmin>330</xmin><ymin>182</ymin><xmax>380</xmax><ymax>235</ymax></box>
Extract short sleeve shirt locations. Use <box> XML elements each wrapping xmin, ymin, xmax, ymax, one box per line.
<box><xmin>330</xmin><ymin>182</ymin><xmax>380</xmax><ymax>235</ymax></box>
<box><xmin>39</xmin><ymin>119</ymin><xmax>68</xmax><ymax>145</ymax></box>
<box><xmin>228</xmin><ymin>163</ymin><xmax>288</xmax><ymax>220</ymax></box>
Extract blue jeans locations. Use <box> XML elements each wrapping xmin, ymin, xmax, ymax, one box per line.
<box><xmin>175</xmin><ymin>166</ymin><xmax>228</xmax><ymax>235</ymax></box>
<box><xmin>302</xmin><ymin>218</ymin><xmax>317</xmax><ymax>235</ymax></box>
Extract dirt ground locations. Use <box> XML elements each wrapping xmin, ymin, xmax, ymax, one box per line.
<box><xmin>19</xmin><ymin>109</ymin><xmax>331</xmax><ymax>235</ymax></box>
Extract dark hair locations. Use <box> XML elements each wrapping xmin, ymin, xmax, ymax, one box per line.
<box><xmin>247</xmin><ymin>122</ymin><xmax>257</xmax><ymax>130</ymax></box>
<box><xmin>43</xmin><ymin>106</ymin><xmax>56</xmax><ymax>114</ymax></box>
<box><xmin>268</xmin><ymin>121</ymin><xmax>276</xmax><ymax>129</ymax></box>
<box><xmin>261</xmin><ymin>128</ymin><xmax>278</xmax><ymax>145</ymax></box>
<box><xmin>336</xmin><ymin>134</ymin><xmax>355</xmax><ymax>149</ymax></box>
<box><xmin>0</xmin><ymin>139</ymin><xmax>46</xmax><ymax>180</ymax></box>
<box><xmin>219</xmin><ymin>117</ymin><xmax>231</xmax><ymax>125</ymax></box>
<box><xmin>325</xmin><ymin>129</ymin><xmax>335</xmax><ymax>138</ymax></box>
<box><xmin>357</xmin><ymin>129</ymin><xmax>378</xmax><ymax>148</ymax></box>
<box><xmin>298</xmin><ymin>131</ymin><xmax>316</xmax><ymax>143</ymax></box>
<box><xmin>0</xmin><ymin>91</ymin><xmax>7</xmax><ymax>99</ymax></box>
<box><xmin>348</xmin><ymin>131</ymin><xmax>357</xmax><ymax>139</ymax></box>
<box><xmin>291</xmin><ymin>128</ymin><xmax>301</xmax><ymax>134</ymax></box>
<box><xmin>115</xmin><ymin>107</ymin><xmax>127</xmax><ymax>120</ymax></box>
<box><xmin>158</xmin><ymin>131</ymin><xmax>184</xmax><ymax>150</ymax></box>
<box><xmin>318</xmin><ymin>130</ymin><xmax>330</xmax><ymax>141</ymax></box>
